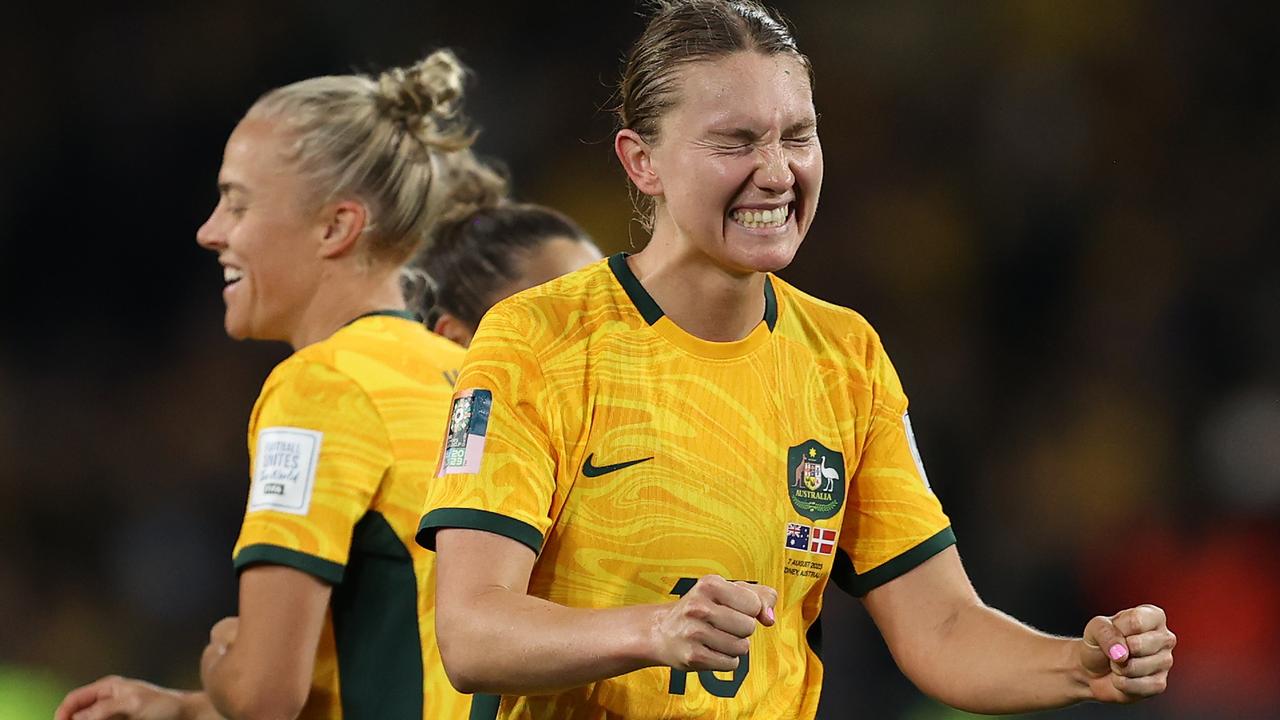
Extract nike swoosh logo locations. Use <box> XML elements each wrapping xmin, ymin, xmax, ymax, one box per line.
<box><xmin>581</xmin><ymin>453</ymin><xmax>653</xmax><ymax>478</ymax></box>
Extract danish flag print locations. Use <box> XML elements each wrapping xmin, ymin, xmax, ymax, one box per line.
<box><xmin>808</xmin><ymin>527</ymin><xmax>837</xmax><ymax>555</ymax></box>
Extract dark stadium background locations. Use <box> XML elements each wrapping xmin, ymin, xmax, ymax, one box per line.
<box><xmin>2</xmin><ymin>2</ymin><xmax>1277</xmax><ymax>718</ymax></box>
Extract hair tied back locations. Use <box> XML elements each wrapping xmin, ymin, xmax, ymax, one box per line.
<box><xmin>376</xmin><ymin>49</ymin><xmax>473</xmax><ymax>153</ymax></box>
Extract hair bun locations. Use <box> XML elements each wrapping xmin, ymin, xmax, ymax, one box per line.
<box><xmin>376</xmin><ymin>49</ymin><xmax>472</xmax><ymax>152</ymax></box>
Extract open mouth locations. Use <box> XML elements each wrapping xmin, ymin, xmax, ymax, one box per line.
<box><xmin>729</xmin><ymin>203</ymin><xmax>792</xmax><ymax>230</ymax></box>
<box><xmin>223</xmin><ymin>266</ymin><xmax>244</xmax><ymax>286</ymax></box>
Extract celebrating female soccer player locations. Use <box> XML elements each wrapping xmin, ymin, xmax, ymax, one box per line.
<box><xmin>57</xmin><ymin>50</ymin><xmax>485</xmax><ymax>720</ymax></box>
<box><xmin>418</xmin><ymin>2</ymin><xmax>1175</xmax><ymax>718</ymax></box>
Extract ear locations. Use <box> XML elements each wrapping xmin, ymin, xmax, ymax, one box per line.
<box><xmin>317</xmin><ymin>200</ymin><xmax>368</xmax><ymax>259</ymax></box>
<box><xmin>614</xmin><ymin>129</ymin><xmax>662</xmax><ymax>197</ymax></box>
<box><xmin>431</xmin><ymin>312</ymin><xmax>476</xmax><ymax>348</ymax></box>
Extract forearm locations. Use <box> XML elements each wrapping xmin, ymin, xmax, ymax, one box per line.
<box><xmin>903</xmin><ymin>602</ymin><xmax>1092</xmax><ymax>713</ymax></box>
<box><xmin>174</xmin><ymin>691</ymin><xmax>225</xmax><ymax>720</ymax></box>
<box><xmin>203</xmin><ymin>653</ymin><xmax>250</xmax><ymax>720</ymax></box>
<box><xmin>203</xmin><ymin>639</ymin><xmax>309</xmax><ymax>720</ymax></box>
<box><xmin>440</xmin><ymin>587</ymin><xmax>662</xmax><ymax>695</ymax></box>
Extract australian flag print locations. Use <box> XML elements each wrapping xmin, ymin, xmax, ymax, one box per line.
<box><xmin>785</xmin><ymin>522</ymin><xmax>811</xmax><ymax>551</ymax></box>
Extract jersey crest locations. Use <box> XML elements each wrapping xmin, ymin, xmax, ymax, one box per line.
<box><xmin>787</xmin><ymin>440</ymin><xmax>845</xmax><ymax>521</ymax></box>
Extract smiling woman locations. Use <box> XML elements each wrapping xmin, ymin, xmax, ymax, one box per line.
<box><xmin>416</xmin><ymin>2</ymin><xmax>1174</xmax><ymax>719</ymax></box>
<box><xmin>57</xmin><ymin>51</ymin><xmax>487</xmax><ymax>720</ymax></box>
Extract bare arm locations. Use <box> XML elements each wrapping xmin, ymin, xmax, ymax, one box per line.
<box><xmin>202</xmin><ymin>565</ymin><xmax>331</xmax><ymax>720</ymax></box>
<box><xmin>52</xmin><ymin>565</ymin><xmax>327</xmax><ymax>720</ymax></box>
<box><xmin>862</xmin><ymin>546</ymin><xmax>1174</xmax><ymax>713</ymax></box>
<box><xmin>55</xmin><ymin>678</ymin><xmax>222</xmax><ymax>720</ymax></box>
<box><xmin>433</xmin><ymin>528</ymin><xmax>777</xmax><ymax>695</ymax></box>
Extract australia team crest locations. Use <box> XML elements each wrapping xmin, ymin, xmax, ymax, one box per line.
<box><xmin>787</xmin><ymin>440</ymin><xmax>845</xmax><ymax>521</ymax></box>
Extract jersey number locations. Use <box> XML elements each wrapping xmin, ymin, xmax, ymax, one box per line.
<box><xmin>666</xmin><ymin>577</ymin><xmax>749</xmax><ymax>698</ymax></box>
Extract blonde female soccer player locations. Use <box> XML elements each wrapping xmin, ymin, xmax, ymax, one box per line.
<box><xmin>416</xmin><ymin>2</ymin><xmax>1176</xmax><ymax>718</ymax></box>
<box><xmin>58</xmin><ymin>51</ymin><xmax>483</xmax><ymax>720</ymax></box>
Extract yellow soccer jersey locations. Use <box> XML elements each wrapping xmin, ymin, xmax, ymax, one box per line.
<box><xmin>232</xmin><ymin>311</ymin><xmax>474</xmax><ymax>720</ymax></box>
<box><xmin>417</xmin><ymin>255</ymin><xmax>954</xmax><ymax>720</ymax></box>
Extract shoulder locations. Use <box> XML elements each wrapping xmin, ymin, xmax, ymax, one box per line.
<box><xmin>265</xmin><ymin>317</ymin><xmax>462</xmax><ymax>404</ymax></box>
<box><xmin>771</xmin><ymin>274</ymin><xmax>885</xmax><ymax>363</ymax></box>
<box><xmin>480</xmin><ymin>257</ymin><xmax>625</xmax><ymax>342</ymax></box>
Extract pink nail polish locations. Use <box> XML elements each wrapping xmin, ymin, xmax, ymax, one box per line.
<box><xmin>764</xmin><ymin>607</ymin><xmax>775</xmax><ymax>623</ymax></box>
<box><xmin>1108</xmin><ymin>643</ymin><xmax>1127</xmax><ymax>661</ymax></box>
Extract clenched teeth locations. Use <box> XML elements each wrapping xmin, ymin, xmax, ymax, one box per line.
<box><xmin>730</xmin><ymin>205</ymin><xmax>790</xmax><ymax>229</ymax></box>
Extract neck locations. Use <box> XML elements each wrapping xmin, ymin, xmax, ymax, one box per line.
<box><xmin>629</xmin><ymin>241</ymin><xmax>766</xmax><ymax>343</ymax></box>
<box><xmin>286</xmin><ymin>264</ymin><xmax>406</xmax><ymax>350</ymax></box>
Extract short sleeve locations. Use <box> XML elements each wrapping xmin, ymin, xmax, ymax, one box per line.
<box><xmin>832</xmin><ymin>333</ymin><xmax>955</xmax><ymax>597</ymax></box>
<box><xmin>416</xmin><ymin>309</ymin><xmax>557</xmax><ymax>556</ymax></box>
<box><xmin>232</xmin><ymin>360</ymin><xmax>393</xmax><ymax>583</ymax></box>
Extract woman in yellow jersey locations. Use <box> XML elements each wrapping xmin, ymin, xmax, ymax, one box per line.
<box><xmin>58</xmin><ymin>51</ymin><xmax>484</xmax><ymax>720</ymax></box>
<box><xmin>417</xmin><ymin>2</ymin><xmax>1176</xmax><ymax>718</ymax></box>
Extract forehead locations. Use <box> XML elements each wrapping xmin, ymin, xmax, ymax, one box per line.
<box><xmin>219</xmin><ymin>116</ymin><xmax>294</xmax><ymax>188</ymax></box>
<box><xmin>664</xmin><ymin>52</ymin><xmax>814</xmax><ymax>132</ymax></box>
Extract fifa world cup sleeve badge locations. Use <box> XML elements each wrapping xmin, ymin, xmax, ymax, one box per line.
<box><xmin>437</xmin><ymin>389</ymin><xmax>493</xmax><ymax>476</ymax></box>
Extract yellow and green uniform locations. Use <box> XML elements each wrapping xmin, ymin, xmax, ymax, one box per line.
<box><xmin>232</xmin><ymin>311</ymin><xmax>474</xmax><ymax>720</ymax></box>
<box><xmin>417</xmin><ymin>256</ymin><xmax>955</xmax><ymax>719</ymax></box>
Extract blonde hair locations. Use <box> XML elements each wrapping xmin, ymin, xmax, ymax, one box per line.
<box><xmin>247</xmin><ymin>49</ymin><xmax>476</xmax><ymax>265</ymax></box>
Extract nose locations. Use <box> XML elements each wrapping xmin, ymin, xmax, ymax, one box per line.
<box><xmin>196</xmin><ymin>205</ymin><xmax>225</xmax><ymax>251</ymax></box>
<box><xmin>754</xmin><ymin>144</ymin><xmax>794</xmax><ymax>194</ymax></box>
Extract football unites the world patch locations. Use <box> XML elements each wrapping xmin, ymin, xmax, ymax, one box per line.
<box><xmin>248</xmin><ymin>426</ymin><xmax>322</xmax><ymax>516</ymax></box>
<box><xmin>785</xmin><ymin>522</ymin><xmax>837</xmax><ymax>556</ymax></box>
<box><xmin>438</xmin><ymin>389</ymin><xmax>492</xmax><ymax>476</ymax></box>
<box><xmin>786</xmin><ymin>439</ymin><xmax>846</xmax><ymax>521</ymax></box>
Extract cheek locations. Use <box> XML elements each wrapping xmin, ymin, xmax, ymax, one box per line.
<box><xmin>671</xmin><ymin>158</ymin><xmax>744</xmax><ymax>215</ymax></box>
<box><xmin>235</xmin><ymin>217</ymin><xmax>295</xmax><ymax>267</ymax></box>
<box><xmin>795</xmin><ymin>150</ymin><xmax>824</xmax><ymax>203</ymax></box>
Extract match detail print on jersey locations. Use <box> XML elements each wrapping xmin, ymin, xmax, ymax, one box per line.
<box><xmin>247</xmin><ymin>426</ymin><xmax>322</xmax><ymax>515</ymax></box>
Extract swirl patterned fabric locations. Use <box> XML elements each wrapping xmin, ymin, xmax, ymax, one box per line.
<box><xmin>418</xmin><ymin>256</ymin><xmax>954</xmax><ymax>719</ymax></box>
<box><xmin>233</xmin><ymin>314</ymin><xmax>472</xmax><ymax>720</ymax></box>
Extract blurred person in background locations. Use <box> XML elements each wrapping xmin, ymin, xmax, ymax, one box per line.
<box><xmin>56</xmin><ymin>49</ymin><xmax>486</xmax><ymax>720</ymax></box>
<box><xmin>411</xmin><ymin>156</ymin><xmax>603</xmax><ymax>349</ymax></box>
<box><xmin>417</xmin><ymin>2</ymin><xmax>1176</xmax><ymax>718</ymax></box>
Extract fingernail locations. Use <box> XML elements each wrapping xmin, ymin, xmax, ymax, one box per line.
<box><xmin>764</xmin><ymin>607</ymin><xmax>775</xmax><ymax>623</ymax></box>
<box><xmin>1108</xmin><ymin>643</ymin><xmax>1127</xmax><ymax>661</ymax></box>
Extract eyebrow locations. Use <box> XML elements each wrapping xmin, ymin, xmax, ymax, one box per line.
<box><xmin>706</xmin><ymin>118</ymin><xmax>818</xmax><ymax>142</ymax></box>
<box><xmin>217</xmin><ymin>181</ymin><xmax>249</xmax><ymax>196</ymax></box>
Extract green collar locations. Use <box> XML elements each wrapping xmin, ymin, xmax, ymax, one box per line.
<box><xmin>345</xmin><ymin>309</ymin><xmax>420</xmax><ymax>327</ymax></box>
<box><xmin>607</xmin><ymin>253</ymin><xmax>778</xmax><ymax>330</ymax></box>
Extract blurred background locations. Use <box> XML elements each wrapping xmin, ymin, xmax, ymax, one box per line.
<box><xmin>2</xmin><ymin>1</ymin><xmax>1277</xmax><ymax>718</ymax></box>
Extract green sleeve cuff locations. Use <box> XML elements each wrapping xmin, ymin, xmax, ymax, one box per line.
<box><xmin>233</xmin><ymin>543</ymin><xmax>345</xmax><ymax>584</ymax></box>
<box><xmin>416</xmin><ymin>508</ymin><xmax>543</xmax><ymax>556</ymax></box>
<box><xmin>832</xmin><ymin>526</ymin><xmax>956</xmax><ymax>597</ymax></box>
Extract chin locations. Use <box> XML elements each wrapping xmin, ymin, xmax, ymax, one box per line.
<box><xmin>224</xmin><ymin>321</ymin><xmax>250</xmax><ymax>341</ymax></box>
<box><xmin>222</xmin><ymin>311</ymin><xmax>253</xmax><ymax>341</ymax></box>
<box><xmin>728</xmin><ymin>239</ymin><xmax>802</xmax><ymax>275</ymax></box>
